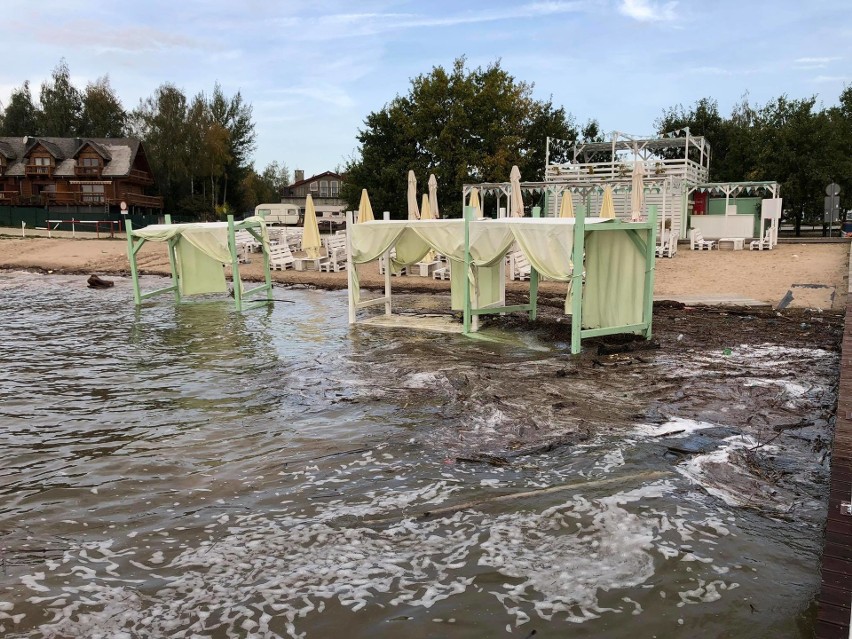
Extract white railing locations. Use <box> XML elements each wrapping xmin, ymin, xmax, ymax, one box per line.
<box><xmin>545</xmin><ymin>158</ymin><xmax>708</xmax><ymax>184</ymax></box>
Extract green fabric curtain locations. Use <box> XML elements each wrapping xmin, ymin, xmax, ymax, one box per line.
<box><xmin>582</xmin><ymin>231</ymin><xmax>646</xmax><ymax>328</ymax></box>
<box><xmin>133</xmin><ymin>218</ymin><xmax>269</xmax><ymax>297</ymax></box>
<box><xmin>175</xmin><ymin>240</ymin><xmax>227</xmax><ymax>295</ymax></box>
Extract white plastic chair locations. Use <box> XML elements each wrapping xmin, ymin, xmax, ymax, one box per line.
<box><xmin>749</xmin><ymin>228</ymin><xmax>773</xmax><ymax>251</ymax></box>
<box><xmin>691</xmin><ymin>229</ymin><xmax>716</xmax><ymax>250</ymax></box>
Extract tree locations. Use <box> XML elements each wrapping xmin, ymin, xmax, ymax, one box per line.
<box><xmin>261</xmin><ymin>161</ymin><xmax>290</xmax><ymax>195</ymax></box>
<box><xmin>132</xmin><ymin>83</ymin><xmax>190</xmax><ymax>210</ymax></box>
<box><xmin>80</xmin><ymin>76</ymin><xmax>126</xmax><ymax>137</ymax></box>
<box><xmin>343</xmin><ymin>57</ymin><xmax>577</xmax><ymax>218</ymax></box>
<box><xmin>39</xmin><ymin>59</ymin><xmax>82</xmax><ymax>136</ymax></box>
<box><xmin>752</xmin><ymin>96</ymin><xmax>831</xmax><ymax>234</ymax></box>
<box><xmin>208</xmin><ymin>83</ymin><xmax>256</xmax><ymax>207</ymax></box>
<box><xmin>0</xmin><ymin>81</ymin><xmax>39</xmax><ymax>136</ymax></box>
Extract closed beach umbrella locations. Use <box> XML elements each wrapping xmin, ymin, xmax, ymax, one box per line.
<box><xmin>407</xmin><ymin>170</ymin><xmax>420</xmax><ymax>220</ymax></box>
<box><xmin>468</xmin><ymin>187</ymin><xmax>482</xmax><ymax>219</ymax></box>
<box><xmin>630</xmin><ymin>161</ymin><xmax>645</xmax><ymax>221</ymax></box>
<box><xmin>420</xmin><ymin>193</ymin><xmax>436</xmax><ymax>261</ymax></box>
<box><xmin>301</xmin><ymin>194</ymin><xmax>322</xmax><ymax>258</ymax></box>
<box><xmin>428</xmin><ymin>173</ymin><xmax>440</xmax><ymax>218</ymax></box>
<box><xmin>421</xmin><ymin>193</ymin><xmax>433</xmax><ymax>220</ymax></box>
<box><xmin>599</xmin><ymin>185</ymin><xmax>615</xmax><ymax>219</ymax></box>
<box><xmin>559</xmin><ymin>190</ymin><xmax>575</xmax><ymax>218</ymax></box>
<box><xmin>509</xmin><ymin>165</ymin><xmax>524</xmax><ymax>217</ymax></box>
<box><xmin>357</xmin><ymin>189</ymin><xmax>374</xmax><ymax>224</ymax></box>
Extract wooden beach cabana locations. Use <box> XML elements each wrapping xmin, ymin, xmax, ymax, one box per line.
<box><xmin>345</xmin><ymin>200</ymin><xmax>657</xmax><ymax>354</ymax></box>
<box><xmin>125</xmin><ymin>214</ymin><xmax>273</xmax><ymax>311</ymax></box>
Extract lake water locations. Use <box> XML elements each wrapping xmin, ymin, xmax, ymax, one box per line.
<box><xmin>0</xmin><ymin>271</ymin><xmax>836</xmax><ymax>638</ymax></box>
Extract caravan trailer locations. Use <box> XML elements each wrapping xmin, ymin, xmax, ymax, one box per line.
<box><xmin>255</xmin><ymin>203</ymin><xmax>301</xmax><ymax>226</ymax></box>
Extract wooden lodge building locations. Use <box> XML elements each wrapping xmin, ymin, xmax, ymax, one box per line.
<box><xmin>0</xmin><ymin>136</ymin><xmax>163</xmax><ymax>213</ymax></box>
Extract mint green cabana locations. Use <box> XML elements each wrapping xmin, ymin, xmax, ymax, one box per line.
<box><xmin>345</xmin><ymin>201</ymin><xmax>657</xmax><ymax>354</ymax></box>
<box><xmin>125</xmin><ymin>214</ymin><xmax>273</xmax><ymax>311</ymax></box>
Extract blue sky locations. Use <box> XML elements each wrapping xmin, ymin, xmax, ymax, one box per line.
<box><xmin>2</xmin><ymin>0</ymin><xmax>849</xmax><ymax>178</ymax></box>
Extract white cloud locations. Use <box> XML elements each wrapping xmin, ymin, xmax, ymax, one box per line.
<box><xmin>793</xmin><ymin>56</ymin><xmax>842</xmax><ymax>70</ymax></box>
<box><xmin>618</xmin><ymin>0</ymin><xmax>677</xmax><ymax>22</ymax></box>
<box><xmin>305</xmin><ymin>2</ymin><xmax>586</xmax><ymax>39</ymax></box>
<box><xmin>814</xmin><ymin>75</ymin><xmax>849</xmax><ymax>83</ymax></box>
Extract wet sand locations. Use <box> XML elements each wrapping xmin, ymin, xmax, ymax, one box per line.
<box><xmin>0</xmin><ymin>231</ymin><xmax>848</xmax><ymax>310</ymax></box>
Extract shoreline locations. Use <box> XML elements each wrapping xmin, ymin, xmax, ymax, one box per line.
<box><xmin>0</xmin><ymin>234</ymin><xmax>848</xmax><ymax>309</ymax></box>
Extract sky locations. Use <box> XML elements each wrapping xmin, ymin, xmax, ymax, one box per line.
<box><xmin>2</xmin><ymin>0</ymin><xmax>850</xmax><ymax>178</ymax></box>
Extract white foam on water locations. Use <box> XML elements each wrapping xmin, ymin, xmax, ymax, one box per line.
<box><xmin>12</xmin><ymin>466</ymin><xmax>746</xmax><ymax>638</ymax></box>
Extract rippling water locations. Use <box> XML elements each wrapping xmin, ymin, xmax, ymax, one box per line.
<box><xmin>0</xmin><ymin>271</ymin><xmax>835</xmax><ymax>638</ymax></box>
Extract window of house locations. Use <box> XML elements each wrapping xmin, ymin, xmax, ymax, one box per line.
<box><xmin>81</xmin><ymin>184</ymin><xmax>105</xmax><ymax>203</ymax></box>
<box><xmin>310</xmin><ymin>182</ymin><xmax>318</xmax><ymax>192</ymax></box>
<box><xmin>32</xmin><ymin>156</ymin><xmax>51</xmax><ymax>172</ymax></box>
<box><xmin>330</xmin><ymin>181</ymin><xmax>339</xmax><ymax>197</ymax></box>
<box><xmin>320</xmin><ymin>180</ymin><xmax>329</xmax><ymax>197</ymax></box>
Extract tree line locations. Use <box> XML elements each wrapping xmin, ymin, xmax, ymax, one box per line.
<box><xmin>4</xmin><ymin>58</ymin><xmax>849</xmax><ymax>229</ymax></box>
<box><xmin>0</xmin><ymin>60</ymin><xmax>289</xmax><ymax>217</ymax></box>
<box><xmin>344</xmin><ymin>57</ymin><xmax>852</xmax><ymax>230</ymax></box>
<box><xmin>656</xmin><ymin>91</ymin><xmax>852</xmax><ymax>233</ymax></box>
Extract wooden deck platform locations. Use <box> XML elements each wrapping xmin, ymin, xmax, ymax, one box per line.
<box><xmin>816</xmin><ymin>245</ymin><xmax>852</xmax><ymax>638</ymax></box>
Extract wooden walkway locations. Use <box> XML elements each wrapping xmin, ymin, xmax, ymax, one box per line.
<box><xmin>816</xmin><ymin>245</ymin><xmax>852</xmax><ymax>638</ymax></box>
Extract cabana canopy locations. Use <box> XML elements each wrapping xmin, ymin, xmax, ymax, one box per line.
<box><xmin>125</xmin><ymin>215</ymin><xmax>273</xmax><ymax>311</ymax></box>
<box><xmin>346</xmin><ymin>204</ymin><xmax>657</xmax><ymax>354</ymax></box>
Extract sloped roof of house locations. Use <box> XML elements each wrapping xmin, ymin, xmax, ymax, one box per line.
<box><xmin>287</xmin><ymin>170</ymin><xmax>344</xmax><ymax>191</ymax></box>
<box><xmin>1</xmin><ymin>136</ymin><xmax>144</xmax><ymax>178</ymax></box>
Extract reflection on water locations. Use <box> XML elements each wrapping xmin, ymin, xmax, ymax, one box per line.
<box><xmin>0</xmin><ymin>271</ymin><xmax>834</xmax><ymax>638</ymax></box>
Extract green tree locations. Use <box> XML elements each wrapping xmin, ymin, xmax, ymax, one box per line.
<box><xmin>39</xmin><ymin>59</ymin><xmax>82</xmax><ymax>136</ymax></box>
<box><xmin>132</xmin><ymin>83</ymin><xmax>190</xmax><ymax>210</ymax></box>
<box><xmin>209</xmin><ymin>83</ymin><xmax>256</xmax><ymax>207</ymax></box>
<box><xmin>752</xmin><ymin>96</ymin><xmax>832</xmax><ymax>234</ymax></box>
<box><xmin>0</xmin><ymin>81</ymin><xmax>39</xmax><ymax>136</ymax></box>
<box><xmin>343</xmin><ymin>57</ymin><xmax>577</xmax><ymax>218</ymax></box>
<box><xmin>261</xmin><ymin>161</ymin><xmax>290</xmax><ymax>195</ymax></box>
<box><xmin>79</xmin><ymin>76</ymin><xmax>126</xmax><ymax>137</ymax></box>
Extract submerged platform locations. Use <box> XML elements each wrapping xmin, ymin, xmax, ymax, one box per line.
<box><xmin>358</xmin><ymin>314</ymin><xmax>464</xmax><ymax>333</ymax></box>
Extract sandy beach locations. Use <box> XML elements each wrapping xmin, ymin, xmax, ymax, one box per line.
<box><xmin>0</xmin><ymin>229</ymin><xmax>848</xmax><ymax>310</ymax></box>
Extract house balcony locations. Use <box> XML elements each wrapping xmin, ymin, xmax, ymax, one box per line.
<box><xmin>0</xmin><ymin>190</ymin><xmax>19</xmax><ymax>204</ymax></box>
<box><xmin>25</xmin><ymin>165</ymin><xmax>53</xmax><ymax>177</ymax></box>
<box><xmin>75</xmin><ymin>165</ymin><xmax>103</xmax><ymax>178</ymax></box>
<box><xmin>128</xmin><ymin>169</ymin><xmax>155</xmax><ymax>185</ymax></box>
<box><xmin>114</xmin><ymin>193</ymin><xmax>164</xmax><ymax>208</ymax></box>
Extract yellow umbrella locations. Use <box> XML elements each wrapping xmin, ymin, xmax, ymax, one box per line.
<box><xmin>300</xmin><ymin>194</ymin><xmax>322</xmax><ymax>258</ymax></box>
<box><xmin>357</xmin><ymin>189</ymin><xmax>374</xmax><ymax>223</ymax></box>
<box><xmin>599</xmin><ymin>186</ymin><xmax>615</xmax><ymax>219</ymax></box>
<box><xmin>420</xmin><ymin>193</ymin><xmax>436</xmax><ymax>261</ymax></box>
<box><xmin>630</xmin><ymin>161</ymin><xmax>645</xmax><ymax>221</ymax></box>
<box><xmin>509</xmin><ymin>165</ymin><xmax>524</xmax><ymax>217</ymax></box>
<box><xmin>559</xmin><ymin>190</ymin><xmax>575</xmax><ymax>218</ymax></box>
<box><xmin>407</xmin><ymin>170</ymin><xmax>420</xmax><ymax>220</ymax></box>
<box><xmin>421</xmin><ymin>193</ymin><xmax>433</xmax><ymax>220</ymax></box>
<box><xmin>428</xmin><ymin>174</ymin><xmax>440</xmax><ymax>218</ymax></box>
<box><xmin>468</xmin><ymin>188</ymin><xmax>482</xmax><ymax>219</ymax></box>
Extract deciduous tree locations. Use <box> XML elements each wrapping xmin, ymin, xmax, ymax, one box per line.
<box><xmin>343</xmin><ymin>57</ymin><xmax>577</xmax><ymax>217</ymax></box>
<box><xmin>39</xmin><ymin>59</ymin><xmax>82</xmax><ymax>137</ymax></box>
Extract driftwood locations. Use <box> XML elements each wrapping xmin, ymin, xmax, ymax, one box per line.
<box><xmin>87</xmin><ymin>274</ymin><xmax>114</xmax><ymax>289</ymax></box>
